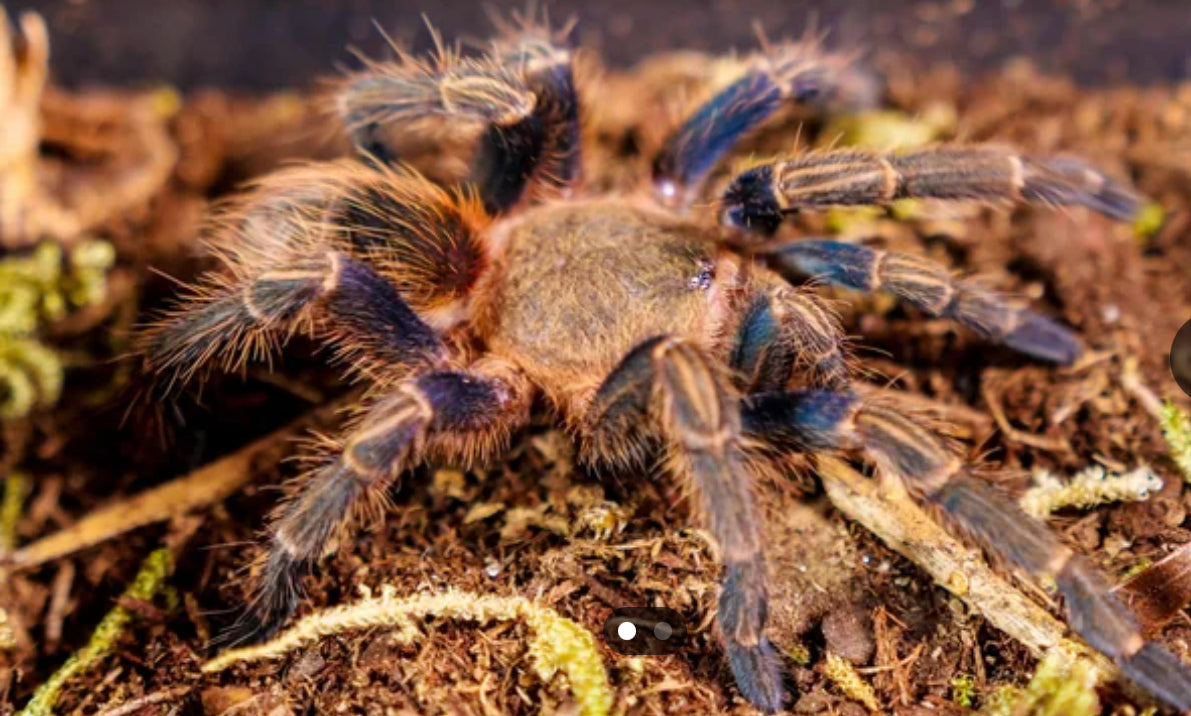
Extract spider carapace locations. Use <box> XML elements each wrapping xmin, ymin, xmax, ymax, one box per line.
<box><xmin>140</xmin><ymin>16</ymin><xmax>1191</xmax><ymax>714</ymax></box>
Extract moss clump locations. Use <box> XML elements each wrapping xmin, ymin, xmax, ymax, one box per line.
<box><xmin>824</xmin><ymin>651</ymin><xmax>880</xmax><ymax>711</ymax></box>
<box><xmin>1132</xmin><ymin>201</ymin><xmax>1167</xmax><ymax>242</ymax></box>
<box><xmin>1020</xmin><ymin>465</ymin><xmax>1162</xmax><ymax>518</ymax></box>
<box><xmin>951</xmin><ymin>673</ymin><xmax>976</xmax><ymax>707</ymax></box>
<box><xmin>0</xmin><ymin>239</ymin><xmax>114</xmax><ymax>418</ymax></box>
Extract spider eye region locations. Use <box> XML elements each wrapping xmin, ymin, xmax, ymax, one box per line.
<box><xmin>689</xmin><ymin>258</ymin><xmax>716</xmax><ymax>290</ymax></box>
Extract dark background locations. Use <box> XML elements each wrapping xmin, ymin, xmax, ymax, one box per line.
<box><xmin>6</xmin><ymin>0</ymin><xmax>1191</xmax><ymax>91</ymax></box>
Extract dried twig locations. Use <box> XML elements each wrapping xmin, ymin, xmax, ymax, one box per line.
<box><xmin>91</xmin><ymin>686</ymin><xmax>191</xmax><ymax>716</ymax></box>
<box><xmin>5</xmin><ymin>398</ymin><xmax>349</xmax><ymax>570</ymax></box>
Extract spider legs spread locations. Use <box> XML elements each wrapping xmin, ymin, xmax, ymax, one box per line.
<box><xmin>220</xmin><ymin>357</ymin><xmax>531</xmax><ymax>648</ymax></box>
<box><xmin>763</xmin><ymin>239</ymin><xmax>1084</xmax><ymax>364</ymax></box>
<box><xmin>742</xmin><ymin>389</ymin><xmax>1191</xmax><ymax>713</ymax></box>
<box><xmin>720</xmin><ymin>146</ymin><xmax>1142</xmax><ymax>234</ymax></box>
<box><xmin>141</xmin><ymin>249</ymin><xmax>447</xmax><ymax>392</ymax></box>
<box><xmin>583</xmin><ymin>335</ymin><xmax>784</xmax><ymax>712</ymax></box>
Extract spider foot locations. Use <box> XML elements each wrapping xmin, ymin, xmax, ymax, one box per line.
<box><xmin>720</xmin><ymin>560</ymin><xmax>785</xmax><ymax>712</ymax></box>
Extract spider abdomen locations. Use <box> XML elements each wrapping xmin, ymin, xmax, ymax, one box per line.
<box><xmin>480</xmin><ymin>200</ymin><xmax>733</xmax><ymax>402</ymax></box>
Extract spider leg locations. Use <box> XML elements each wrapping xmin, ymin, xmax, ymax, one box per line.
<box><xmin>651</xmin><ymin>42</ymin><xmax>856</xmax><ymax>208</ymax></box>
<box><xmin>581</xmin><ymin>335</ymin><xmax>783</xmax><ymax>712</ymax></box>
<box><xmin>218</xmin><ymin>357</ymin><xmax>531</xmax><ymax>648</ymax></box>
<box><xmin>479</xmin><ymin>25</ymin><xmax>581</xmax><ymax>208</ymax></box>
<box><xmin>340</xmin><ymin>27</ymin><xmax>578</xmax><ymax>214</ymax></box>
<box><xmin>760</xmin><ymin>239</ymin><xmax>1083</xmax><ymax>364</ymax></box>
<box><xmin>139</xmin><ymin>162</ymin><xmax>487</xmax><ymax>391</ymax></box>
<box><xmin>721</xmin><ymin>146</ymin><xmax>1141</xmax><ymax>234</ymax></box>
<box><xmin>729</xmin><ymin>282</ymin><xmax>851</xmax><ymax>393</ymax></box>
<box><xmin>742</xmin><ymin>389</ymin><xmax>1191</xmax><ymax>712</ymax></box>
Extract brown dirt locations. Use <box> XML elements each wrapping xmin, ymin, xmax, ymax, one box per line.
<box><xmin>4</xmin><ymin>32</ymin><xmax>1191</xmax><ymax>716</ymax></box>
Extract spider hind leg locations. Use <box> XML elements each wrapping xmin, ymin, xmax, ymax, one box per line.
<box><xmin>583</xmin><ymin>335</ymin><xmax>784</xmax><ymax>712</ymax></box>
<box><xmin>743</xmin><ymin>390</ymin><xmax>1191</xmax><ymax>712</ymax></box>
<box><xmin>138</xmin><ymin>163</ymin><xmax>489</xmax><ymax>391</ymax></box>
<box><xmin>221</xmin><ymin>361</ymin><xmax>530</xmax><ymax>648</ymax></box>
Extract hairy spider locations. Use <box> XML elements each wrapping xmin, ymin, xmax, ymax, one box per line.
<box><xmin>139</xmin><ymin>18</ymin><xmax>1191</xmax><ymax>713</ymax></box>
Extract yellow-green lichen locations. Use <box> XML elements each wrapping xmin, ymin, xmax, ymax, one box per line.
<box><xmin>0</xmin><ymin>470</ymin><xmax>27</xmax><ymax>554</ymax></box>
<box><xmin>1020</xmin><ymin>464</ymin><xmax>1162</xmax><ymax>518</ymax></box>
<box><xmin>824</xmin><ymin>651</ymin><xmax>880</xmax><ymax>711</ymax></box>
<box><xmin>1133</xmin><ymin>201</ymin><xmax>1167</xmax><ymax>242</ymax></box>
<box><xmin>17</xmin><ymin>548</ymin><xmax>174</xmax><ymax>716</ymax></box>
<box><xmin>950</xmin><ymin>673</ymin><xmax>977</xmax><ymax>707</ymax></box>
<box><xmin>1160</xmin><ymin>401</ymin><xmax>1191</xmax><ymax>483</ymax></box>
<box><xmin>787</xmin><ymin>641</ymin><xmax>812</xmax><ymax>667</ymax></box>
<box><xmin>978</xmin><ymin>649</ymin><xmax>1100</xmax><ymax>716</ymax></box>
<box><xmin>819</xmin><ymin>105</ymin><xmax>955</xmax><ymax>153</ymax></box>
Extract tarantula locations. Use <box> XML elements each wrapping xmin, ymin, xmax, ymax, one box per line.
<box><xmin>140</xmin><ymin>19</ymin><xmax>1191</xmax><ymax>713</ymax></box>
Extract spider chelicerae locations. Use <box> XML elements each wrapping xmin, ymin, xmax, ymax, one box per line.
<box><xmin>139</xmin><ymin>17</ymin><xmax>1191</xmax><ymax>713</ymax></box>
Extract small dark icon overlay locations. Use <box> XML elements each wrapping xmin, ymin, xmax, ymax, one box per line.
<box><xmin>1173</xmin><ymin>319</ymin><xmax>1191</xmax><ymax>398</ymax></box>
<box><xmin>602</xmin><ymin>607</ymin><xmax>688</xmax><ymax>656</ymax></box>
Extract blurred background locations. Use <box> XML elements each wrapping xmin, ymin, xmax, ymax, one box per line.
<box><xmin>7</xmin><ymin>0</ymin><xmax>1191</xmax><ymax>91</ymax></box>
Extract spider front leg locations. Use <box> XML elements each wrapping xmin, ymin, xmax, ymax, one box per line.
<box><xmin>721</xmin><ymin>145</ymin><xmax>1142</xmax><ymax>234</ymax></box>
<box><xmin>484</xmin><ymin>20</ymin><xmax>581</xmax><ymax>204</ymax></box>
<box><xmin>761</xmin><ymin>239</ymin><xmax>1083</xmax><ymax>363</ymax></box>
<box><xmin>139</xmin><ymin>162</ymin><xmax>487</xmax><ymax>390</ymax></box>
<box><xmin>221</xmin><ymin>357</ymin><xmax>530</xmax><ymax>647</ymax></box>
<box><xmin>651</xmin><ymin>42</ymin><xmax>858</xmax><ymax>208</ymax></box>
<box><xmin>340</xmin><ymin>24</ymin><xmax>579</xmax><ymax>213</ymax></box>
<box><xmin>742</xmin><ymin>390</ymin><xmax>1191</xmax><ymax>712</ymax></box>
<box><xmin>582</xmin><ymin>335</ymin><xmax>783</xmax><ymax>712</ymax></box>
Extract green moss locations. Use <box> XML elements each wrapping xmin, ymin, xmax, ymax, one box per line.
<box><xmin>0</xmin><ymin>470</ymin><xmax>27</xmax><ymax>554</ymax></box>
<box><xmin>978</xmin><ymin>650</ymin><xmax>1100</xmax><ymax>716</ymax></box>
<box><xmin>950</xmin><ymin>673</ymin><xmax>976</xmax><ymax>707</ymax></box>
<box><xmin>820</xmin><ymin>107</ymin><xmax>953</xmax><ymax>152</ymax></box>
<box><xmin>0</xmin><ymin>238</ymin><xmax>113</xmax><ymax>419</ymax></box>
